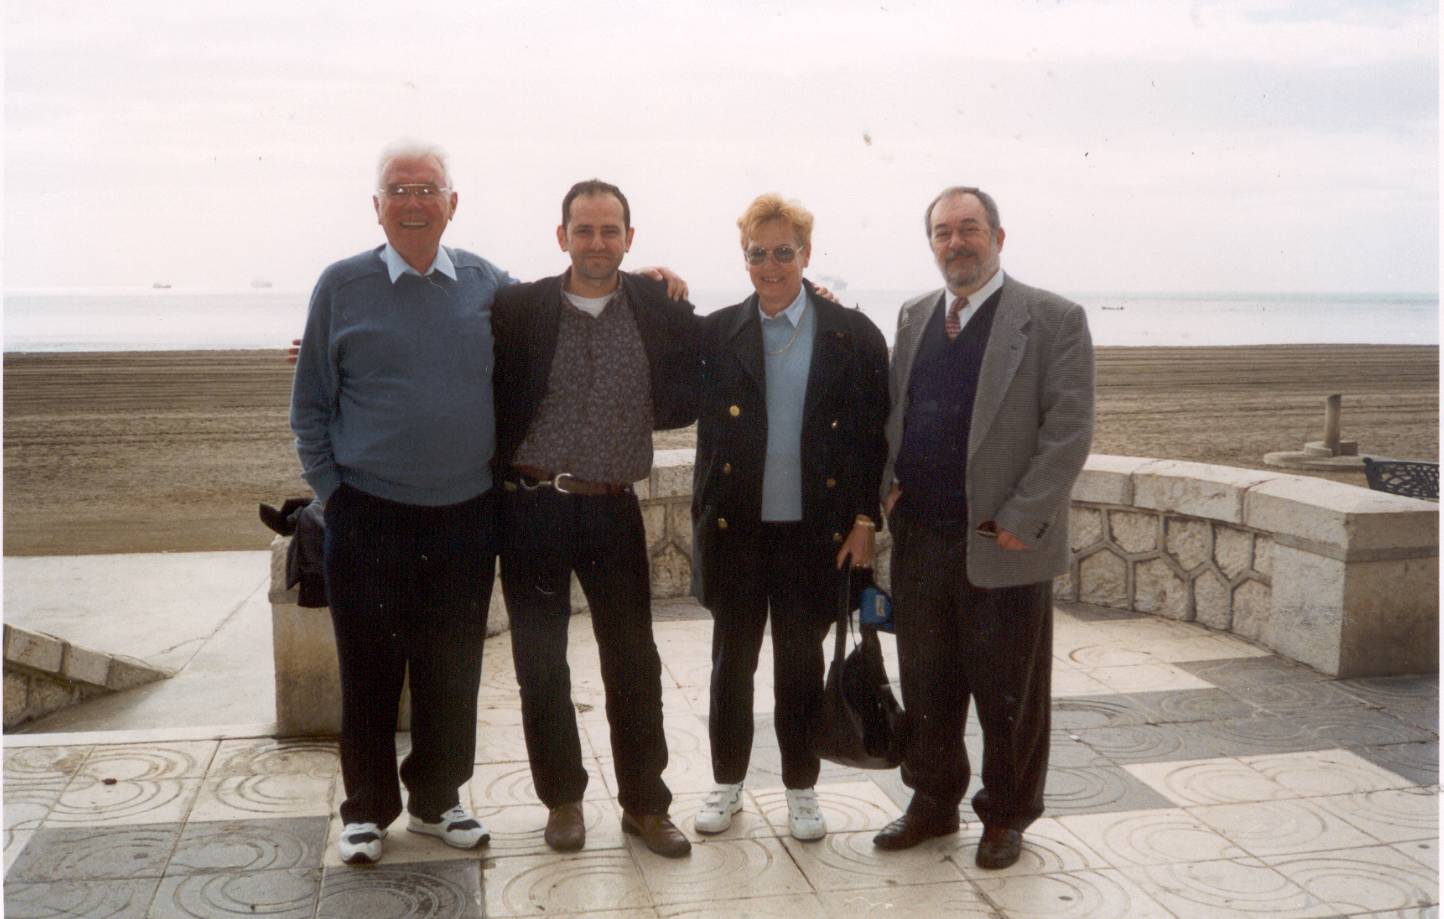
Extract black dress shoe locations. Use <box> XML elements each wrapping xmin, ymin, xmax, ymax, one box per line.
<box><xmin>622</xmin><ymin>812</ymin><xmax>691</xmax><ymax>858</ymax></box>
<box><xmin>975</xmin><ymin>825</ymin><xmax>1023</xmax><ymax>869</ymax></box>
<box><xmin>872</xmin><ymin>811</ymin><xmax>960</xmax><ymax>850</ymax></box>
<box><xmin>545</xmin><ymin>801</ymin><xmax>585</xmax><ymax>852</ymax></box>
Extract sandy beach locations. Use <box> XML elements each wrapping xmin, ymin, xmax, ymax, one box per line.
<box><xmin>3</xmin><ymin>345</ymin><xmax>1436</xmax><ymax>556</ymax></box>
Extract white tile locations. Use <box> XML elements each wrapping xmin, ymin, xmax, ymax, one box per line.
<box><xmin>1126</xmin><ymin>757</ymin><xmax>1289</xmax><ymax>806</ymax></box>
<box><xmin>1190</xmin><ymin>798</ymin><xmax>1378</xmax><ymax>856</ymax></box>
<box><xmin>1059</xmin><ymin>808</ymin><xmax>1248</xmax><ymax>866</ymax></box>
<box><xmin>1242</xmin><ymin>750</ymin><xmax>1420</xmax><ymax>797</ymax></box>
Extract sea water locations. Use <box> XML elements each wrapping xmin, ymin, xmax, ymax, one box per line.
<box><xmin>2</xmin><ymin>287</ymin><xmax>1437</xmax><ymax>352</ymax></box>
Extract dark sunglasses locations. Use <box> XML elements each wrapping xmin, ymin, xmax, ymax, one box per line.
<box><xmin>745</xmin><ymin>245</ymin><xmax>802</xmax><ymax>265</ymax></box>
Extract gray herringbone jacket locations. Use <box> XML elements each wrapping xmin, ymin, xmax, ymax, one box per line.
<box><xmin>883</xmin><ymin>275</ymin><xmax>1095</xmax><ymax>588</ymax></box>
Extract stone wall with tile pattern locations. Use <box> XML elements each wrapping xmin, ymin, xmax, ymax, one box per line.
<box><xmin>3</xmin><ymin>624</ymin><xmax>168</xmax><ymax>730</ymax></box>
<box><xmin>1059</xmin><ymin>455</ymin><xmax>1438</xmax><ymax>678</ymax></box>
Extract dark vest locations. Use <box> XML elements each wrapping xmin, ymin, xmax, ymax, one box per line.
<box><xmin>894</xmin><ymin>290</ymin><xmax>1002</xmax><ymax>535</ymax></box>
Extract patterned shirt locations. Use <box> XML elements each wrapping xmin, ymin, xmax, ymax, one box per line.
<box><xmin>513</xmin><ymin>284</ymin><xmax>654</xmax><ymax>484</ymax></box>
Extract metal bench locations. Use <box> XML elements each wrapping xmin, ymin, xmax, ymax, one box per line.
<box><xmin>1362</xmin><ymin>457</ymin><xmax>1439</xmax><ymax>500</ymax></box>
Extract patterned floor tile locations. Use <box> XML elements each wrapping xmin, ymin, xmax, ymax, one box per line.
<box><xmin>1042</xmin><ymin>764</ymin><xmax>1177</xmax><ymax>816</ymax></box>
<box><xmin>1231</xmin><ymin>679</ymin><xmax>1380</xmax><ymax>715</ymax></box>
<box><xmin>1178</xmin><ymin>656</ymin><xmax>1329</xmax><ymax>688</ymax></box>
<box><xmin>209</xmin><ymin>738</ymin><xmax>340</xmax><ymax>778</ymax></box>
<box><xmin>1087</xmin><ymin>662</ymin><xmax>1217</xmax><ymax>694</ymax></box>
<box><xmin>650</xmin><ymin>892</ymin><xmax>832</xmax><ymax>918</ymax></box>
<box><xmin>1051</xmin><ymin>666</ymin><xmax>1115</xmax><ymax>697</ymax></box>
<box><xmin>469</xmin><ymin>759</ymin><xmax>611</xmax><ymax>806</ymax></box>
<box><xmin>474</xmin><ymin>723</ymin><xmax>534</xmax><ymax>764</ymax></box>
<box><xmin>1350</xmin><ymin>742</ymin><xmax>1440</xmax><ymax>786</ymax></box>
<box><xmin>1242</xmin><ymin>749</ymin><xmax>1420</xmax><ymax>797</ymax></box>
<box><xmin>971</xmin><ymin>867</ymin><xmax>1171</xmax><ymax>918</ymax></box>
<box><xmin>635</xmin><ymin>836</ymin><xmax>812</xmax><ymax>906</ymax></box>
<box><xmin>318</xmin><ymin>860</ymin><xmax>483</xmax><ymax>919</ymax></box>
<box><xmin>1121</xmin><ymin>856</ymin><xmax>1336</xmax><ymax>918</ymax></box>
<box><xmin>6</xmin><ymin>824</ymin><xmax>180</xmax><ymax>881</ymax></box>
<box><xmin>1311</xmin><ymin>787</ymin><xmax>1440</xmax><ymax>843</ymax></box>
<box><xmin>188</xmin><ymin>773</ymin><xmax>334</xmax><ymax>821</ymax></box>
<box><xmin>168</xmin><ymin>816</ymin><xmax>328</xmax><ymax>874</ymax></box>
<box><xmin>752</xmin><ymin>780</ymin><xmax>899</xmax><ymax>835</ymax></box>
<box><xmin>1050</xmin><ymin>695</ymin><xmax>1155</xmax><ymax>731</ymax></box>
<box><xmin>817</xmin><ymin>881</ymin><xmax>999</xmax><ymax>918</ymax></box>
<box><xmin>1124</xmin><ymin>687</ymin><xmax>1258</xmax><ymax>724</ymax></box>
<box><xmin>45</xmin><ymin>776</ymin><xmax>202</xmax><ymax>827</ymax></box>
<box><xmin>481</xmin><ymin>850</ymin><xmax>650</xmax><ymax>917</ymax></box>
<box><xmin>3</xmin><ymin>877</ymin><xmax>160</xmax><ymax>919</ymax></box>
<box><xmin>4</xmin><ymin>827</ymin><xmax>34</xmax><ymax>875</ymax></box>
<box><xmin>1190</xmin><ymin>798</ymin><xmax>1378</xmax><ymax>856</ymax></box>
<box><xmin>1195</xmin><ymin>714</ymin><xmax>1335</xmax><ymax>756</ymax></box>
<box><xmin>1393</xmin><ymin>839</ymin><xmax>1439</xmax><ymax>870</ymax></box>
<box><xmin>1336</xmin><ymin>674</ymin><xmax>1440</xmax><ymax>708</ymax></box>
<box><xmin>4</xmin><ymin>779</ymin><xmax>67</xmax><ymax>835</ymax></box>
<box><xmin>945</xmin><ymin>817</ymin><xmax>1107</xmax><ymax>877</ymax></box>
<box><xmin>1289</xmin><ymin>706</ymin><xmax>1438</xmax><ymax>748</ymax></box>
<box><xmin>1124</xmin><ymin>757</ymin><xmax>1290</xmax><ymax>806</ymax></box>
<box><xmin>1074</xmin><ymin>721</ymin><xmax>1232</xmax><ymax>764</ymax></box>
<box><xmin>472</xmin><ymin>799</ymin><xmax>625</xmax><ymax>857</ymax></box>
<box><xmin>1058</xmin><ymin>808</ymin><xmax>1248</xmax><ymax>866</ymax></box>
<box><xmin>150</xmin><ymin>867</ymin><xmax>321</xmax><ymax>918</ymax></box>
<box><xmin>1265</xmin><ymin>845</ymin><xmax>1439</xmax><ymax>916</ymax></box>
<box><xmin>77</xmin><ymin>741</ymin><xmax>218</xmax><ymax>781</ymax></box>
<box><xmin>781</xmin><ymin>829</ymin><xmax>963</xmax><ymax>891</ymax></box>
<box><xmin>3</xmin><ymin>745</ymin><xmax>89</xmax><ymax>783</ymax></box>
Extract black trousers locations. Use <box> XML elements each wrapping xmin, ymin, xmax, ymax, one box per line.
<box><xmin>499</xmin><ymin>485</ymin><xmax>671</xmax><ymax>817</ymax></box>
<box><xmin>889</xmin><ymin>512</ymin><xmax>1052</xmax><ymax>831</ymax></box>
<box><xmin>706</xmin><ymin>523</ymin><xmax>836</xmax><ymax>789</ymax></box>
<box><xmin>323</xmin><ymin>484</ymin><xmax>497</xmax><ymax>826</ymax></box>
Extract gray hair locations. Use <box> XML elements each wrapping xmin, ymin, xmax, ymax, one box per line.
<box><xmin>924</xmin><ymin>186</ymin><xmax>1001</xmax><ymax>236</ymax></box>
<box><xmin>375</xmin><ymin>139</ymin><xmax>453</xmax><ymax>189</ymax></box>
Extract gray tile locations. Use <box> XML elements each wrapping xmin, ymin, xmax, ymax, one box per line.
<box><xmin>1228</xmin><ymin>680</ymin><xmax>1378</xmax><ymax>715</ymax></box>
<box><xmin>1056</xmin><ymin>601</ymin><xmax>1147</xmax><ymax>622</ymax></box>
<box><xmin>1051</xmin><ymin>694</ymin><xmax>1155</xmax><ymax>731</ymax></box>
<box><xmin>150</xmin><ymin>868</ymin><xmax>321</xmax><ymax>918</ymax></box>
<box><xmin>1044</xmin><ymin>765</ymin><xmax>1177</xmax><ymax>816</ymax></box>
<box><xmin>1348</xmin><ymin>742</ymin><xmax>1440</xmax><ymax>786</ymax></box>
<box><xmin>1197</xmin><ymin>714</ymin><xmax>1336</xmax><ymax>756</ymax></box>
<box><xmin>168</xmin><ymin>817</ymin><xmax>328</xmax><ymax>875</ymax></box>
<box><xmin>1125</xmin><ymin>688</ymin><xmax>1258</xmax><ymax>724</ymax></box>
<box><xmin>1050</xmin><ymin>730</ymin><xmax>1114</xmax><ymax>768</ymax></box>
<box><xmin>1074</xmin><ymin>722</ymin><xmax>1231</xmax><ymax>764</ymax></box>
<box><xmin>1178</xmin><ymin>656</ymin><xmax>1329</xmax><ymax>688</ymax></box>
<box><xmin>6</xmin><ymin>824</ymin><xmax>180</xmax><ymax>882</ymax></box>
<box><xmin>1289</xmin><ymin>707</ymin><xmax>1438</xmax><ymax>748</ymax></box>
<box><xmin>316</xmin><ymin>859</ymin><xmax>483</xmax><ymax>919</ymax></box>
<box><xmin>1336</xmin><ymin>674</ymin><xmax>1440</xmax><ymax>706</ymax></box>
<box><xmin>4</xmin><ymin>877</ymin><xmax>160</xmax><ymax>918</ymax></box>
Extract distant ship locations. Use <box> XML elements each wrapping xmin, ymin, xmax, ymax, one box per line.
<box><xmin>1101</xmin><ymin>306</ymin><xmax>1125</xmax><ymax>311</ymax></box>
<box><xmin>250</xmin><ymin>279</ymin><xmax>273</xmax><ymax>288</ymax></box>
<box><xmin>816</xmin><ymin>275</ymin><xmax>849</xmax><ymax>292</ymax></box>
<box><xmin>152</xmin><ymin>282</ymin><xmax>172</xmax><ymax>289</ymax></box>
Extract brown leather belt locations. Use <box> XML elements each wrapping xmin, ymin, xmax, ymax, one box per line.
<box><xmin>509</xmin><ymin>465</ymin><xmax>632</xmax><ymax>496</ymax></box>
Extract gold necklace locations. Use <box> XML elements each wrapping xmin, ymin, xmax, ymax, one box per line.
<box><xmin>764</xmin><ymin>301</ymin><xmax>810</xmax><ymax>357</ymax></box>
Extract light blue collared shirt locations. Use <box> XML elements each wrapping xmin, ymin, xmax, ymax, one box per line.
<box><xmin>946</xmin><ymin>267</ymin><xmax>1006</xmax><ymax>333</ymax></box>
<box><xmin>759</xmin><ymin>284</ymin><xmax>815</xmax><ymax>522</ymax></box>
<box><xmin>379</xmin><ymin>243</ymin><xmax>458</xmax><ymax>283</ymax></box>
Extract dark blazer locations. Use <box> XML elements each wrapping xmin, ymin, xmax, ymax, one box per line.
<box><xmin>691</xmin><ymin>280</ymin><xmax>890</xmax><ymax>609</ymax></box>
<box><xmin>491</xmin><ymin>270</ymin><xmax>700</xmax><ymax>476</ymax></box>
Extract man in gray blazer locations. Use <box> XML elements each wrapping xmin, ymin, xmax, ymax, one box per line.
<box><xmin>873</xmin><ymin>186</ymin><xmax>1094</xmax><ymax>869</ymax></box>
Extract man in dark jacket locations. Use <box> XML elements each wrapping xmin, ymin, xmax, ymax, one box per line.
<box><xmin>491</xmin><ymin>179</ymin><xmax>699</xmax><ymax>858</ymax></box>
<box><xmin>690</xmin><ymin>193</ymin><xmax>890</xmax><ymax>840</ymax></box>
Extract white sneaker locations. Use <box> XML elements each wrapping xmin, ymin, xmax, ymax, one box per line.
<box><xmin>338</xmin><ymin>822</ymin><xmax>387</xmax><ymax>864</ymax></box>
<box><xmin>408</xmin><ymin>804</ymin><xmax>490</xmax><ymax>849</ymax></box>
<box><xmin>785</xmin><ymin>788</ymin><xmax>826</xmax><ymax>840</ymax></box>
<box><xmin>695</xmin><ymin>782</ymin><xmax>744</xmax><ymax>834</ymax></box>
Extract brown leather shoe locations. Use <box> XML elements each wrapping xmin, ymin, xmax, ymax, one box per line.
<box><xmin>975</xmin><ymin>825</ymin><xmax>1023</xmax><ymax>869</ymax></box>
<box><xmin>872</xmin><ymin>811</ymin><xmax>960</xmax><ymax>850</ymax></box>
<box><xmin>621</xmin><ymin>811</ymin><xmax>691</xmax><ymax>858</ymax></box>
<box><xmin>544</xmin><ymin>801</ymin><xmax>585</xmax><ymax>852</ymax></box>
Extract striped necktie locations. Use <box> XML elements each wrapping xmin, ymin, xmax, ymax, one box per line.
<box><xmin>945</xmin><ymin>296</ymin><xmax>968</xmax><ymax>341</ymax></box>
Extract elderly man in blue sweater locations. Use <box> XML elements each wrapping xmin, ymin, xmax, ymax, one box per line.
<box><xmin>291</xmin><ymin>141</ymin><xmax>510</xmax><ymax>865</ymax></box>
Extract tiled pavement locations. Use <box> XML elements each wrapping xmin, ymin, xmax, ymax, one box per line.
<box><xmin>4</xmin><ymin>600</ymin><xmax>1438</xmax><ymax>917</ymax></box>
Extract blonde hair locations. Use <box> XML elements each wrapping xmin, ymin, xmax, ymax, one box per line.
<box><xmin>737</xmin><ymin>193</ymin><xmax>814</xmax><ymax>249</ymax></box>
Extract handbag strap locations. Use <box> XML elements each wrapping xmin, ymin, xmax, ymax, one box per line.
<box><xmin>832</xmin><ymin>566</ymin><xmax>854</xmax><ymax>666</ymax></box>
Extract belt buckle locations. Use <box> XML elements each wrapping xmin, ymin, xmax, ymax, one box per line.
<box><xmin>551</xmin><ymin>472</ymin><xmax>577</xmax><ymax>495</ymax></box>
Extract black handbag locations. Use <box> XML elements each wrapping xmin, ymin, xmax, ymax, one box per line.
<box><xmin>810</xmin><ymin>569</ymin><xmax>906</xmax><ymax>769</ymax></box>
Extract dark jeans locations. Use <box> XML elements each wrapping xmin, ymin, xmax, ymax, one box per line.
<box><xmin>706</xmin><ymin>522</ymin><xmax>836</xmax><ymax>789</ymax></box>
<box><xmin>323</xmin><ymin>483</ymin><xmax>497</xmax><ymax>826</ymax></box>
<box><xmin>499</xmin><ymin>485</ymin><xmax>671</xmax><ymax>816</ymax></box>
<box><xmin>889</xmin><ymin>512</ymin><xmax>1052</xmax><ymax>831</ymax></box>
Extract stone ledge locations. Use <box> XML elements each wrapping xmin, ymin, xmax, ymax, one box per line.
<box><xmin>4</xmin><ymin>624</ymin><xmax>170</xmax><ymax>730</ymax></box>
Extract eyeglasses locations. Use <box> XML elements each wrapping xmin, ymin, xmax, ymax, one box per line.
<box><xmin>745</xmin><ymin>245</ymin><xmax>803</xmax><ymax>265</ymax></box>
<box><xmin>378</xmin><ymin>183</ymin><xmax>451</xmax><ymax>199</ymax></box>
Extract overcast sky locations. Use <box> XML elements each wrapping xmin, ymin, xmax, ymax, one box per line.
<box><xmin>3</xmin><ymin>0</ymin><xmax>1438</xmax><ymax>295</ymax></box>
